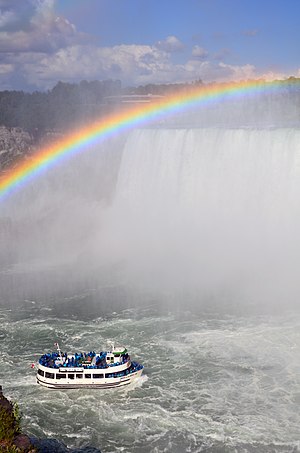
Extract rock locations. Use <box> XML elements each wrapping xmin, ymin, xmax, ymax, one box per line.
<box><xmin>13</xmin><ymin>433</ymin><xmax>33</xmax><ymax>451</ymax></box>
<box><xmin>29</xmin><ymin>436</ymin><xmax>101</xmax><ymax>452</ymax></box>
<box><xmin>0</xmin><ymin>126</ymin><xmax>34</xmax><ymax>171</ymax></box>
<box><xmin>0</xmin><ymin>386</ymin><xmax>14</xmax><ymax>413</ymax></box>
<box><xmin>29</xmin><ymin>437</ymin><xmax>69</xmax><ymax>452</ymax></box>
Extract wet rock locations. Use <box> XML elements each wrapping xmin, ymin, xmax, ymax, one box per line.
<box><xmin>29</xmin><ymin>436</ymin><xmax>101</xmax><ymax>452</ymax></box>
<box><xmin>29</xmin><ymin>437</ymin><xmax>69</xmax><ymax>452</ymax></box>
<box><xmin>0</xmin><ymin>386</ymin><xmax>36</xmax><ymax>451</ymax></box>
<box><xmin>13</xmin><ymin>433</ymin><xmax>33</xmax><ymax>451</ymax></box>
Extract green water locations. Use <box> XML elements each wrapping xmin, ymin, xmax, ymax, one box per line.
<box><xmin>1</xmin><ymin>297</ymin><xmax>299</xmax><ymax>453</ymax></box>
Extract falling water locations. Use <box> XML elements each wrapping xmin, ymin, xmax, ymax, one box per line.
<box><xmin>99</xmin><ymin>127</ymin><xmax>300</xmax><ymax>309</ymax></box>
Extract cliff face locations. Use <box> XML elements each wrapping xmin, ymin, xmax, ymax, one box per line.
<box><xmin>0</xmin><ymin>385</ymin><xmax>36</xmax><ymax>452</ymax></box>
<box><xmin>0</xmin><ymin>126</ymin><xmax>35</xmax><ymax>171</ymax></box>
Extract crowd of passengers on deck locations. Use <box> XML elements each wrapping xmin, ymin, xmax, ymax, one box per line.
<box><xmin>39</xmin><ymin>351</ymin><xmax>130</xmax><ymax>369</ymax></box>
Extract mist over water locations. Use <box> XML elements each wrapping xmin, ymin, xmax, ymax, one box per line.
<box><xmin>1</xmin><ymin>93</ymin><xmax>300</xmax><ymax>310</ymax></box>
<box><xmin>3</xmin><ymin>127</ymin><xmax>300</xmax><ymax>310</ymax></box>
<box><xmin>101</xmin><ymin>127</ymin><xmax>300</xmax><ymax>308</ymax></box>
<box><xmin>1</xmin><ymin>93</ymin><xmax>300</xmax><ymax>452</ymax></box>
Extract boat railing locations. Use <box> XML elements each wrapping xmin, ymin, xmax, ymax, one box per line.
<box><xmin>39</xmin><ymin>351</ymin><xmax>130</xmax><ymax>369</ymax></box>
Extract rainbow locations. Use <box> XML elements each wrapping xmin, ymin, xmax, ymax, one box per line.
<box><xmin>0</xmin><ymin>78</ymin><xmax>298</xmax><ymax>201</ymax></box>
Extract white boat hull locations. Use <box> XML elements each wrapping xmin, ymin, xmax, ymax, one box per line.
<box><xmin>36</xmin><ymin>367</ymin><xmax>143</xmax><ymax>389</ymax></box>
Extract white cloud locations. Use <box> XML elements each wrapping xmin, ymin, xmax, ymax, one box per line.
<box><xmin>0</xmin><ymin>1</ymin><xmax>296</xmax><ymax>91</ymax></box>
<box><xmin>182</xmin><ymin>59</ymin><xmax>259</xmax><ymax>84</ymax></box>
<box><xmin>0</xmin><ymin>63</ymin><xmax>13</xmax><ymax>74</ymax></box>
<box><xmin>0</xmin><ymin>0</ymin><xmax>86</xmax><ymax>53</ymax></box>
<box><xmin>155</xmin><ymin>35</ymin><xmax>184</xmax><ymax>52</ymax></box>
<box><xmin>2</xmin><ymin>37</ymin><xmax>293</xmax><ymax>91</ymax></box>
<box><xmin>192</xmin><ymin>45</ymin><xmax>209</xmax><ymax>60</ymax></box>
<box><xmin>22</xmin><ymin>44</ymin><xmax>174</xmax><ymax>89</ymax></box>
<box><xmin>218</xmin><ymin>62</ymin><xmax>257</xmax><ymax>80</ymax></box>
<box><xmin>259</xmin><ymin>69</ymin><xmax>292</xmax><ymax>81</ymax></box>
<box><xmin>0</xmin><ymin>8</ymin><xmax>17</xmax><ymax>28</ymax></box>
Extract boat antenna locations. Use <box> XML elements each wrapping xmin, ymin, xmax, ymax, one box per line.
<box><xmin>54</xmin><ymin>342</ymin><xmax>63</xmax><ymax>362</ymax></box>
<box><xmin>107</xmin><ymin>340</ymin><xmax>115</xmax><ymax>351</ymax></box>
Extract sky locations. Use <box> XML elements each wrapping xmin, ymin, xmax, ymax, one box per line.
<box><xmin>0</xmin><ymin>0</ymin><xmax>299</xmax><ymax>92</ymax></box>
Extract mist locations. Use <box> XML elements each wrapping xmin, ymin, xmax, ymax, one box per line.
<box><xmin>1</xmin><ymin>91</ymin><xmax>300</xmax><ymax>313</ymax></box>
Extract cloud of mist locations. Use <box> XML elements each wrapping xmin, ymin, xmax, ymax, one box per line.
<box><xmin>1</xmin><ymin>95</ymin><xmax>300</xmax><ymax>312</ymax></box>
<box><xmin>94</xmin><ymin>126</ymin><xmax>300</xmax><ymax>307</ymax></box>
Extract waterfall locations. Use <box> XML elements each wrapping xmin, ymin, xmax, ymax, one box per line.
<box><xmin>3</xmin><ymin>126</ymin><xmax>300</xmax><ymax>308</ymax></box>
<box><xmin>102</xmin><ymin>127</ymin><xmax>300</xmax><ymax>303</ymax></box>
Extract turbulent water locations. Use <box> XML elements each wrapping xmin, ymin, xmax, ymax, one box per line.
<box><xmin>1</xmin><ymin>119</ymin><xmax>300</xmax><ymax>452</ymax></box>
<box><xmin>0</xmin><ymin>303</ymin><xmax>299</xmax><ymax>452</ymax></box>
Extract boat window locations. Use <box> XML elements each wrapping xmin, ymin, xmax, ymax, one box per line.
<box><xmin>92</xmin><ymin>374</ymin><xmax>104</xmax><ymax>379</ymax></box>
<box><xmin>45</xmin><ymin>372</ymin><xmax>54</xmax><ymax>379</ymax></box>
<box><xmin>56</xmin><ymin>374</ymin><xmax>66</xmax><ymax>379</ymax></box>
<box><xmin>105</xmin><ymin>371</ymin><xmax>122</xmax><ymax>378</ymax></box>
<box><xmin>76</xmin><ymin>374</ymin><xmax>83</xmax><ymax>379</ymax></box>
<box><xmin>68</xmin><ymin>374</ymin><xmax>75</xmax><ymax>379</ymax></box>
<box><xmin>38</xmin><ymin>369</ymin><xmax>44</xmax><ymax>377</ymax></box>
<box><xmin>85</xmin><ymin>374</ymin><xmax>91</xmax><ymax>379</ymax></box>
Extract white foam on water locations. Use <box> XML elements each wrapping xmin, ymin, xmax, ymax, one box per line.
<box><xmin>1</xmin><ymin>307</ymin><xmax>300</xmax><ymax>451</ymax></box>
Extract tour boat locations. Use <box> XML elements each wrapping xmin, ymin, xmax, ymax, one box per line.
<box><xmin>36</xmin><ymin>342</ymin><xmax>143</xmax><ymax>389</ymax></box>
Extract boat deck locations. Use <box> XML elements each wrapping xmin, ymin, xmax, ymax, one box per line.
<box><xmin>39</xmin><ymin>350</ymin><xmax>130</xmax><ymax>370</ymax></box>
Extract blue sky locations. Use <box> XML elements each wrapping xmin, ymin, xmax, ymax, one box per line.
<box><xmin>0</xmin><ymin>0</ymin><xmax>299</xmax><ymax>91</ymax></box>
